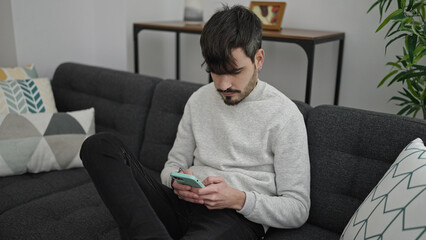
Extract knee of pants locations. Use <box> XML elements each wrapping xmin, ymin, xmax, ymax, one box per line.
<box><xmin>80</xmin><ymin>132</ymin><xmax>122</xmax><ymax>166</ymax></box>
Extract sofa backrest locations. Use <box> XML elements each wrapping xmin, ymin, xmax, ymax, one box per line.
<box><xmin>139</xmin><ymin>80</ymin><xmax>202</xmax><ymax>173</ymax></box>
<box><xmin>51</xmin><ymin>62</ymin><xmax>161</xmax><ymax>156</ymax></box>
<box><xmin>306</xmin><ymin>105</ymin><xmax>426</xmax><ymax>234</ymax></box>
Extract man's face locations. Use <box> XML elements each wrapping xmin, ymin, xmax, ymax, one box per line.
<box><xmin>211</xmin><ymin>48</ymin><xmax>264</xmax><ymax>105</ymax></box>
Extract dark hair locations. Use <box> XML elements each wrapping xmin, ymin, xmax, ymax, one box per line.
<box><xmin>200</xmin><ymin>5</ymin><xmax>262</xmax><ymax>75</ymax></box>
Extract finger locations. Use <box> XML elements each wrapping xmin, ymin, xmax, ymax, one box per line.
<box><xmin>183</xmin><ymin>169</ymin><xmax>193</xmax><ymax>175</ymax></box>
<box><xmin>179</xmin><ymin>196</ymin><xmax>204</xmax><ymax>204</ymax></box>
<box><xmin>202</xmin><ymin>176</ymin><xmax>223</xmax><ymax>186</ymax></box>
<box><xmin>173</xmin><ymin>181</ymin><xmax>191</xmax><ymax>191</ymax></box>
<box><xmin>196</xmin><ymin>184</ymin><xmax>219</xmax><ymax>195</ymax></box>
<box><xmin>203</xmin><ymin>200</ymin><xmax>222</xmax><ymax>209</ymax></box>
<box><xmin>178</xmin><ymin>190</ymin><xmax>200</xmax><ymax>199</ymax></box>
<box><xmin>176</xmin><ymin>191</ymin><xmax>204</xmax><ymax>204</ymax></box>
<box><xmin>198</xmin><ymin>193</ymin><xmax>217</xmax><ymax>201</ymax></box>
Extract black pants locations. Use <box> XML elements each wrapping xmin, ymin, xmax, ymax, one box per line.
<box><xmin>80</xmin><ymin>132</ymin><xmax>264</xmax><ymax>240</ymax></box>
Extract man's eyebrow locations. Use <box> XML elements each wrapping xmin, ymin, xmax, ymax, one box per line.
<box><xmin>230</xmin><ymin>66</ymin><xmax>245</xmax><ymax>73</ymax></box>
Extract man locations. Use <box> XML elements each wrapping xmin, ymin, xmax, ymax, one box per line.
<box><xmin>81</xmin><ymin>5</ymin><xmax>310</xmax><ymax>240</ymax></box>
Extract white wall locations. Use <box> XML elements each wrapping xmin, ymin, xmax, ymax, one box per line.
<box><xmin>93</xmin><ymin>0</ymin><xmax>127</xmax><ymax>71</ymax></box>
<box><xmin>0</xmin><ymin>0</ymin><xmax>17</xmax><ymax>67</ymax></box>
<box><xmin>10</xmin><ymin>0</ymin><xmax>96</xmax><ymax>78</ymax></box>
<box><xmin>126</xmin><ymin>0</ymin><xmax>184</xmax><ymax>79</ymax></box>
<box><xmin>2</xmin><ymin>0</ymin><xmax>409</xmax><ymax>115</ymax></box>
<box><xmin>132</xmin><ymin>0</ymin><xmax>404</xmax><ymax>114</ymax></box>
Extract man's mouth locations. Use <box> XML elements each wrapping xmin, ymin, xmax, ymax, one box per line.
<box><xmin>222</xmin><ymin>92</ymin><xmax>236</xmax><ymax>97</ymax></box>
<box><xmin>217</xmin><ymin>89</ymin><xmax>241</xmax><ymax>97</ymax></box>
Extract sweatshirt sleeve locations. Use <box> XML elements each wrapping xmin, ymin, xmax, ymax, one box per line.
<box><xmin>237</xmin><ymin>109</ymin><xmax>311</xmax><ymax>229</ymax></box>
<box><xmin>160</xmin><ymin>100</ymin><xmax>196</xmax><ymax>188</ymax></box>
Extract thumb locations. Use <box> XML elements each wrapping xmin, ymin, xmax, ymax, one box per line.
<box><xmin>202</xmin><ymin>176</ymin><xmax>223</xmax><ymax>186</ymax></box>
<box><xmin>183</xmin><ymin>168</ymin><xmax>194</xmax><ymax>175</ymax></box>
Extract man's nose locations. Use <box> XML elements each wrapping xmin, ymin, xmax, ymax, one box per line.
<box><xmin>216</xmin><ymin>75</ymin><xmax>232</xmax><ymax>91</ymax></box>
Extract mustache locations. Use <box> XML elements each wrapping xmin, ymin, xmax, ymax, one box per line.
<box><xmin>217</xmin><ymin>88</ymin><xmax>241</xmax><ymax>93</ymax></box>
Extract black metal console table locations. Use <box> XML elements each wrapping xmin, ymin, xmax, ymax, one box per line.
<box><xmin>133</xmin><ymin>21</ymin><xmax>345</xmax><ymax>105</ymax></box>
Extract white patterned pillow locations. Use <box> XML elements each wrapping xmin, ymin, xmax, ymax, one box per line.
<box><xmin>0</xmin><ymin>64</ymin><xmax>38</xmax><ymax>80</ymax></box>
<box><xmin>0</xmin><ymin>108</ymin><xmax>95</xmax><ymax>177</ymax></box>
<box><xmin>341</xmin><ymin>138</ymin><xmax>426</xmax><ymax>240</ymax></box>
<box><xmin>0</xmin><ymin>78</ymin><xmax>57</xmax><ymax>113</ymax></box>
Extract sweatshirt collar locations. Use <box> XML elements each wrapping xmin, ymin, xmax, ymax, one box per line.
<box><xmin>243</xmin><ymin>79</ymin><xmax>264</xmax><ymax>103</ymax></box>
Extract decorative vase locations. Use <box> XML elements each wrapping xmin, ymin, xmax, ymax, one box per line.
<box><xmin>184</xmin><ymin>0</ymin><xmax>203</xmax><ymax>24</ymax></box>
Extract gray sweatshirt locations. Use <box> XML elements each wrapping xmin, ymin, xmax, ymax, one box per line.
<box><xmin>161</xmin><ymin>80</ymin><xmax>310</xmax><ymax>229</ymax></box>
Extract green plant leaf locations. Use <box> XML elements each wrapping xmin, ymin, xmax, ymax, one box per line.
<box><xmin>385</xmin><ymin>22</ymin><xmax>400</xmax><ymax>37</ymax></box>
<box><xmin>378</xmin><ymin>70</ymin><xmax>399</xmax><ymax>87</ymax></box>
<box><xmin>367</xmin><ymin>0</ymin><xmax>380</xmax><ymax>13</ymax></box>
<box><xmin>403</xmin><ymin>17</ymin><xmax>413</xmax><ymax>25</ymax></box>
<box><xmin>386</xmin><ymin>62</ymin><xmax>402</xmax><ymax>69</ymax></box>
<box><xmin>406</xmin><ymin>35</ymin><xmax>418</xmax><ymax>63</ymax></box>
<box><xmin>421</xmin><ymin>87</ymin><xmax>426</xmax><ymax>102</ymax></box>
<box><xmin>385</xmin><ymin>33</ymin><xmax>407</xmax><ymax>53</ymax></box>
<box><xmin>379</xmin><ymin>0</ymin><xmax>385</xmax><ymax>20</ymax></box>
<box><xmin>397</xmin><ymin>54</ymin><xmax>410</xmax><ymax>67</ymax></box>
<box><xmin>407</xmin><ymin>0</ymin><xmax>415</xmax><ymax>11</ymax></box>
<box><xmin>399</xmin><ymin>90</ymin><xmax>409</xmax><ymax>98</ymax></box>
<box><xmin>397</xmin><ymin>0</ymin><xmax>405</xmax><ymax>9</ymax></box>
<box><xmin>397</xmin><ymin>105</ymin><xmax>412</xmax><ymax>115</ymax></box>
<box><xmin>413</xmin><ymin>46</ymin><xmax>426</xmax><ymax>63</ymax></box>
<box><xmin>376</xmin><ymin>9</ymin><xmax>404</xmax><ymax>32</ymax></box>
<box><xmin>411</xmin><ymin>24</ymin><xmax>423</xmax><ymax>39</ymax></box>
<box><xmin>379</xmin><ymin>0</ymin><xmax>392</xmax><ymax>21</ymax></box>
<box><xmin>390</xmin><ymin>96</ymin><xmax>410</xmax><ymax>103</ymax></box>
<box><xmin>406</xmin><ymin>105</ymin><xmax>420</xmax><ymax>115</ymax></box>
<box><xmin>385</xmin><ymin>0</ymin><xmax>393</xmax><ymax>12</ymax></box>
<box><xmin>389</xmin><ymin>71</ymin><xmax>426</xmax><ymax>86</ymax></box>
<box><xmin>412</xmin><ymin>1</ymin><xmax>424</xmax><ymax>11</ymax></box>
<box><xmin>410</xmin><ymin>79</ymin><xmax>423</xmax><ymax>92</ymax></box>
<box><xmin>412</xmin><ymin>108</ymin><xmax>420</xmax><ymax>118</ymax></box>
<box><xmin>388</xmin><ymin>71</ymin><xmax>405</xmax><ymax>86</ymax></box>
<box><xmin>412</xmin><ymin>54</ymin><xmax>423</xmax><ymax>64</ymax></box>
<box><xmin>407</xmin><ymin>79</ymin><xmax>420</xmax><ymax>98</ymax></box>
<box><xmin>413</xmin><ymin>64</ymin><xmax>426</xmax><ymax>70</ymax></box>
<box><xmin>403</xmin><ymin>87</ymin><xmax>420</xmax><ymax>104</ymax></box>
<box><xmin>386</xmin><ymin>29</ymin><xmax>400</xmax><ymax>39</ymax></box>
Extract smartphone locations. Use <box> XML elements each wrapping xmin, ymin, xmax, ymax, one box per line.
<box><xmin>170</xmin><ymin>172</ymin><xmax>205</xmax><ymax>188</ymax></box>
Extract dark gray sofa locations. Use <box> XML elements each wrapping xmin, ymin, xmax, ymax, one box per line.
<box><xmin>1</xmin><ymin>62</ymin><xmax>425</xmax><ymax>239</ymax></box>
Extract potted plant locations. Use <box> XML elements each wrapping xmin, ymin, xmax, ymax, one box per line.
<box><xmin>368</xmin><ymin>0</ymin><xmax>425</xmax><ymax>119</ymax></box>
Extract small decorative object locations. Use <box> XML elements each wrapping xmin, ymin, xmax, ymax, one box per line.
<box><xmin>249</xmin><ymin>1</ymin><xmax>286</xmax><ymax>31</ymax></box>
<box><xmin>184</xmin><ymin>0</ymin><xmax>203</xmax><ymax>24</ymax></box>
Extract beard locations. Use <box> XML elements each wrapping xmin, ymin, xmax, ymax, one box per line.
<box><xmin>219</xmin><ymin>66</ymin><xmax>258</xmax><ymax>106</ymax></box>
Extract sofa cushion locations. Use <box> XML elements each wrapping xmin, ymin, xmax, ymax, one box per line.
<box><xmin>0</xmin><ymin>108</ymin><xmax>95</xmax><ymax>177</ymax></box>
<box><xmin>51</xmin><ymin>62</ymin><xmax>162</xmax><ymax>156</ymax></box>
<box><xmin>264</xmin><ymin>223</ymin><xmax>340</xmax><ymax>240</ymax></box>
<box><xmin>0</xmin><ymin>78</ymin><xmax>57</xmax><ymax>113</ymax></box>
<box><xmin>306</xmin><ymin>105</ymin><xmax>426</xmax><ymax>235</ymax></box>
<box><xmin>139</xmin><ymin>80</ymin><xmax>202</xmax><ymax>173</ymax></box>
<box><xmin>0</xmin><ymin>169</ymin><xmax>118</xmax><ymax>240</ymax></box>
<box><xmin>0</xmin><ymin>168</ymin><xmax>90</xmax><ymax>213</ymax></box>
<box><xmin>341</xmin><ymin>138</ymin><xmax>426</xmax><ymax>239</ymax></box>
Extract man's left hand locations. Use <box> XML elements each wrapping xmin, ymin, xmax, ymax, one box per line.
<box><xmin>192</xmin><ymin>176</ymin><xmax>246</xmax><ymax>210</ymax></box>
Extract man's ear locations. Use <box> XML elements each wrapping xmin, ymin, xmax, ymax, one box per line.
<box><xmin>255</xmin><ymin>49</ymin><xmax>265</xmax><ymax>70</ymax></box>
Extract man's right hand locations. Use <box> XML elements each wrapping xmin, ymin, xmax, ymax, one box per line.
<box><xmin>172</xmin><ymin>169</ymin><xmax>204</xmax><ymax>204</ymax></box>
